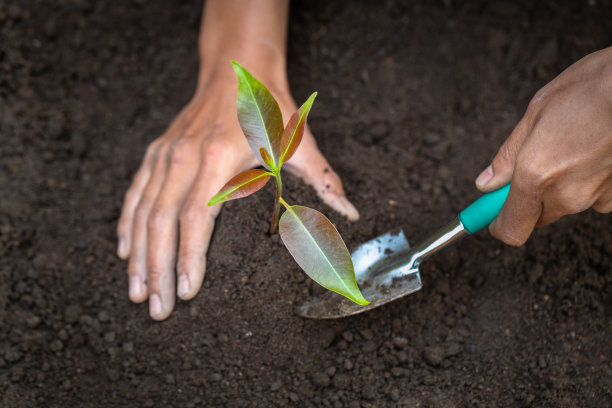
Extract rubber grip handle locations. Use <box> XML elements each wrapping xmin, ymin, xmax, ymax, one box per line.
<box><xmin>459</xmin><ymin>184</ymin><xmax>510</xmax><ymax>234</ymax></box>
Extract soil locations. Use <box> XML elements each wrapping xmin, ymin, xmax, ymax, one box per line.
<box><xmin>1</xmin><ymin>0</ymin><xmax>611</xmax><ymax>407</ymax></box>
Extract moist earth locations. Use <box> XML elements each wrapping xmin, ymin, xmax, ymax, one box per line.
<box><xmin>1</xmin><ymin>1</ymin><xmax>611</xmax><ymax>407</ymax></box>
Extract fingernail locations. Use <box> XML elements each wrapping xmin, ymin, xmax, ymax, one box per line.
<box><xmin>339</xmin><ymin>197</ymin><xmax>360</xmax><ymax>221</ymax></box>
<box><xmin>149</xmin><ymin>294</ymin><xmax>162</xmax><ymax>317</ymax></box>
<box><xmin>177</xmin><ymin>275</ymin><xmax>190</xmax><ymax>298</ymax></box>
<box><xmin>129</xmin><ymin>276</ymin><xmax>143</xmax><ymax>299</ymax></box>
<box><xmin>476</xmin><ymin>165</ymin><xmax>494</xmax><ymax>189</ymax></box>
<box><xmin>117</xmin><ymin>237</ymin><xmax>126</xmax><ymax>258</ymax></box>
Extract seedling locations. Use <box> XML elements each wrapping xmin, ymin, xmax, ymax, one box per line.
<box><xmin>208</xmin><ymin>62</ymin><xmax>368</xmax><ymax>305</ymax></box>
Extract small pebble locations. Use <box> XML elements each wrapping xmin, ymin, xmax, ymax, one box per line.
<box><xmin>26</xmin><ymin>314</ymin><xmax>41</xmax><ymax>328</ymax></box>
<box><xmin>332</xmin><ymin>373</ymin><xmax>351</xmax><ymax>390</ymax></box>
<box><xmin>362</xmin><ymin>341</ymin><xmax>377</xmax><ymax>352</ymax></box>
<box><xmin>344</xmin><ymin>359</ymin><xmax>354</xmax><ymax>370</ymax></box>
<box><xmin>270</xmin><ymin>380</ymin><xmax>283</xmax><ymax>391</ymax></box>
<box><xmin>58</xmin><ymin>329</ymin><xmax>69</xmax><ymax>341</ymax></box>
<box><xmin>79</xmin><ymin>315</ymin><xmax>94</xmax><ymax>326</ymax></box>
<box><xmin>98</xmin><ymin>310</ymin><xmax>110</xmax><ymax>322</ymax></box>
<box><xmin>392</xmin><ymin>337</ymin><xmax>408</xmax><ymax>349</ymax></box>
<box><xmin>361</xmin><ymin>384</ymin><xmax>376</xmax><ymax>400</ymax></box>
<box><xmin>444</xmin><ymin>342</ymin><xmax>461</xmax><ymax>358</ymax></box>
<box><xmin>50</xmin><ymin>340</ymin><xmax>63</xmax><ymax>352</ymax></box>
<box><xmin>10</xmin><ymin>367</ymin><xmax>25</xmax><ymax>382</ymax></box>
<box><xmin>311</xmin><ymin>372</ymin><xmax>330</xmax><ymax>387</ymax></box>
<box><xmin>423</xmin><ymin>132</ymin><xmax>440</xmax><ymax>146</ymax></box>
<box><xmin>390</xmin><ymin>388</ymin><xmax>400</xmax><ymax>402</ymax></box>
<box><xmin>360</xmin><ymin>329</ymin><xmax>373</xmax><ymax>340</ymax></box>
<box><xmin>342</xmin><ymin>331</ymin><xmax>354</xmax><ymax>342</ymax></box>
<box><xmin>107</xmin><ymin>369</ymin><xmax>120</xmax><ymax>382</ymax></box>
<box><xmin>64</xmin><ymin>305</ymin><xmax>82</xmax><ymax>324</ymax></box>
<box><xmin>423</xmin><ymin>346</ymin><xmax>444</xmax><ymax>366</ymax></box>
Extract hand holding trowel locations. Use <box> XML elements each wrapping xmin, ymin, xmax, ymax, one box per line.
<box><xmin>298</xmin><ymin>184</ymin><xmax>511</xmax><ymax>319</ymax></box>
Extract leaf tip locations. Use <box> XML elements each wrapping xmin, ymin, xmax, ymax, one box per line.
<box><xmin>353</xmin><ymin>295</ymin><xmax>370</xmax><ymax>306</ymax></box>
<box><xmin>231</xmin><ymin>60</ymin><xmax>245</xmax><ymax>76</ymax></box>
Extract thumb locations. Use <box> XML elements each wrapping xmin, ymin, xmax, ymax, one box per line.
<box><xmin>284</xmin><ymin>143</ymin><xmax>360</xmax><ymax>221</ymax></box>
<box><xmin>476</xmin><ymin>117</ymin><xmax>529</xmax><ymax>192</ymax></box>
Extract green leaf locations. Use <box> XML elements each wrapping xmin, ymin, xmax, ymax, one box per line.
<box><xmin>232</xmin><ymin>61</ymin><xmax>284</xmax><ymax>169</ymax></box>
<box><xmin>208</xmin><ymin>169</ymin><xmax>271</xmax><ymax>206</ymax></box>
<box><xmin>279</xmin><ymin>92</ymin><xmax>317</xmax><ymax>165</ymax></box>
<box><xmin>279</xmin><ymin>205</ymin><xmax>369</xmax><ymax>305</ymax></box>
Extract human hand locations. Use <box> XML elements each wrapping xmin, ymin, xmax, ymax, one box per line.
<box><xmin>475</xmin><ymin>47</ymin><xmax>612</xmax><ymax>246</ymax></box>
<box><xmin>116</xmin><ymin>66</ymin><xmax>359</xmax><ymax>320</ymax></box>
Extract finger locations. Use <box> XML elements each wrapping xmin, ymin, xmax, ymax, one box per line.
<box><xmin>488</xmin><ymin>181</ymin><xmax>543</xmax><ymax>246</ymax></box>
<box><xmin>176</xmin><ymin>149</ymin><xmax>236</xmax><ymax>301</ymax></box>
<box><xmin>117</xmin><ymin>143</ymin><xmax>158</xmax><ymax>259</ymax></box>
<box><xmin>146</xmin><ymin>139</ymin><xmax>200</xmax><ymax>320</ymax></box>
<box><xmin>285</xmin><ymin>139</ymin><xmax>359</xmax><ymax>221</ymax></box>
<box><xmin>127</xmin><ymin>147</ymin><xmax>168</xmax><ymax>303</ymax></box>
<box><xmin>476</xmin><ymin>116</ymin><xmax>530</xmax><ymax>192</ymax></box>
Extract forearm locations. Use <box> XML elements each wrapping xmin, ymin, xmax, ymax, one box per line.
<box><xmin>197</xmin><ymin>0</ymin><xmax>290</xmax><ymax>87</ymax></box>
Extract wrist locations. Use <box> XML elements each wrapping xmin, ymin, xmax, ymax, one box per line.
<box><xmin>196</xmin><ymin>42</ymin><xmax>290</xmax><ymax>107</ymax></box>
<box><xmin>196</xmin><ymin>0</ymin><xmax>289</xmax><ymax>94</ymax></box>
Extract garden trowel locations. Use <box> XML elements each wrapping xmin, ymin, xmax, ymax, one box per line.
<box><xmin>297</xmin><ymin>184</ymin><xmax>511</xmax><ymax>319</ymax></box>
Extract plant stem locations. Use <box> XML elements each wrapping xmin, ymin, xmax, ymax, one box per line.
<box><xmin>278</xmin><ymin>196</ymin><xmax>291</xmax><ymax>210</ymax></box>
<box><xmin>269</xmin><ymin>172</ymin><xmax>283</xmax><ymax>234</ymax></box>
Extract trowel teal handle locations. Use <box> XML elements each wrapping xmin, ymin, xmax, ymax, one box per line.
<box><xmin>459</xmin><ymin>184</ymin><xmax>510</xmax><ymax>234</ymax></box>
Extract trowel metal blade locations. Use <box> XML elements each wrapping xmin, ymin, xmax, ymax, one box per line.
<box><xmin>296</xmin><ymin>230</ymin><xmax>422</xmax><ymax>319</ymax></box>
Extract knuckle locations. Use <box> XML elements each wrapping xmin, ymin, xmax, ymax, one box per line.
<box><xmin>177</xmin><ymin>252</ymin><xmax>198</xmax><ymax>274</ymax></box>
<box><xmin>529</xmin><ymin>88</ymin><xmax>548</xmax><ymax>110</ymax></box>
<box><xmin>145</xmin><ymin>140</ymin><xmax>163</xmax><ymax>160</ymax></box>
<box><xmin>147</xmin><ymin>266</ymin><xmax>164</xmax><ymax>282</ymax></box>
<box><xmin>515</xmin><ymin>155</ymin><xmax>551</xmax><ymax>193</ymax></box>
<box><xmin>147</xmin><ymin>206</ymin><xmax>171</xmax><ymax>232</ymax></box>
<box><xmin>168</xmin><ymin>138</ymin><xmax>193</xmax><ymax>165</ymax></box>
<box><xmin>563</xmin><ymin>196</ymin><xmax>591</xmax><ymax>214</ymax></box>
<box><xmin>496</xmin><ymin>142</ymin><xmax>515</xmax><ymax>167</ymax></box>
<box><xmin>134</xmin><ymin>202</ymin><xmax>150</xmax><ymax>225</ymax></box>
<box><xmin>179</xmin><ymin>203</ymin><xmax>200</xmax><ymax>225</ymax></box>
<box><xmin>549</xmin><ymin>185</ymin><xmax>594</xmax><ymax>215</ymax></box>
<box><xmin>203</xmin><ymin>138</ymin><xmax>231</xmax><ymax>162</ymax></box>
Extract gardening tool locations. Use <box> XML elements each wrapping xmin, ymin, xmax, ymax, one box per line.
<box><xmin>297</xmin><ymin>184</ymin><xmax>511</xmax><ymax>319</ymax></box>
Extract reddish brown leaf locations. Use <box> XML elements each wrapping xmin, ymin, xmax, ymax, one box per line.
<box><xmin>279</xmin><ymin>92</ymin><xmax>317</xmax><ymax>165</ymax></box>
<box><xmin>208</xmin><ymin>169</ymin><xmax>271</xmax><ymax>206</ymax></box>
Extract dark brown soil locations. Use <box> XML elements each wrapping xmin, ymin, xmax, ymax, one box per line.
<box><xmin>1</xmin><ymin>1</ymin><xmax>611</xmax><ymax>407</ymax></box>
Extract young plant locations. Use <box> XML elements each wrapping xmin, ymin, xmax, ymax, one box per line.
<box><xmin>208</xmin><ymin>61</ymin><xmax>369</xmax><ymax>305</ymax></box>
